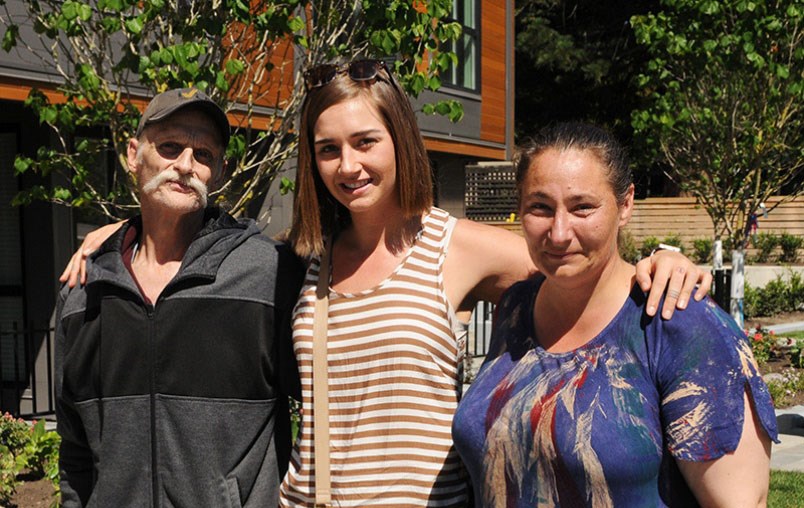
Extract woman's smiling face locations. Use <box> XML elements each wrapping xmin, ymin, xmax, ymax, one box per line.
<box><xmin>313</xmin><ymin>97</ymin><xmax>399</xmax><ymax>217</ymax></box>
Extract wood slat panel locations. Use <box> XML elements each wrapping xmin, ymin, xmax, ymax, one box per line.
<box><xmin>480</xmin><ymin>0</ymin><xmax>508</xmax><ymax>144</ymax></box>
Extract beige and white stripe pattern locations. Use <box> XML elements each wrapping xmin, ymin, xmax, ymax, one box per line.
<box><xmin>279</xmin><ymin>207</ymin><xmax>469</xmax><ymax>507</ymax></box>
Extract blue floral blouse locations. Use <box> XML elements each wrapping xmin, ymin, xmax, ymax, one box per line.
<box><xmin>453</xmin><ymin>276</ymin><xmax>778</xmax><ymax>507</ymax></box>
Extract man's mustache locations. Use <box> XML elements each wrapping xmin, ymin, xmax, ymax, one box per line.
<box><xmin>142</xmin><ymin>169</ymin><xmax>208</xmax><ymax>208</ymax></box>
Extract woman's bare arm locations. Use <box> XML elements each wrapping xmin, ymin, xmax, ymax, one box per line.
<box><xmin>444</xmin><ymin>220</ymin><xmax>711</xmax><ymax>318</ymax></box>
<box><xmin>677</xmin><ymin>391</ymin><xmax>772</xmax><ymax>507</ymax></box>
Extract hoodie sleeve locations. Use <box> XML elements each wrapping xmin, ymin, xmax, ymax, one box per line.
<box><xmin>55</xmin><ymin>285</ymin><xmax>95</xmax><ymax>507</ymax></box>
<box><xmin>272</xmin><ymin>242</ymin><xmax>305</xmax><ymax>478</ymax></box>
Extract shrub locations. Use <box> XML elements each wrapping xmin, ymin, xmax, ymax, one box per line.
<box><xmin>0</xmin><ymin>413</ymin><xmax>30</xmax><ymax>454</ymax></box>
<box><xmin>744</xmin><ymin>271</ymin><xmax>804</xmax><ymax>319</ymax></box>
<box><xmin>790</xmin><ymin>271</ymin><xmax>804</xmax><ymax>306</ymax></box>
<box><xmin>0</xmin><ymin>414</ymin><xmax>28</xmax><ymax>504</ymax></box>
<box><xmin>618</xmin><ymin>230</ymin><xmax>641</xmax><ymax>264</ymax></box>
<box><xmin>0</xmin><ymin>416</ymin><xmax>60</xmax><ymax>505</ymax></box>
<box><xmin>21</xmin><ymin>420</ymin><xmax>60</xmax><ymax>481</ymax></box>
<box><xmin>744</xmin><ymin>283</ymin><xmax>760</xmax><ymax>318</ymax></box>
<box><xmin>765</xmin><ymin>368</ymin><xmax>804</xmax><ymax>407</ymax></box>
<box><xmin>790</xmin><ymin>338</ymin><xmax>803</xmax><ymax>369</ymax></box>
<box><xmin>779</xmin><ymin>233</ymin><xmax>804</xmax><ymax>263</ymax></box>
<box><xmin>744</xmin><ymin>277</ymin><xmax>792</xmax><ymax>318</ymax></box>
<box><xmin>640</xmin><ymin>236</ymin><xmax>660</xmax><ymax>259</ymax></box>
<box><xmin>748</xmin><ymin>328</ymin><xmax>775</xmax><ymax>365</ymax></box>
<box><xmin>691</xmin><ymin>237</ymin><xmax>713</xmax><ymax>264</ymax></box>
<box><xmin>751</xmin><ymin>232</ymin><xmax>778</xmax><ymax>263</ymax></box>
<box><xmin>661</xmin><ymin>233</ymin><xmax>685</xmax><ymax>253</ymax></box>
<box><xmin>0</xmin><ymin>445</ymin><xmax>22</xmax><ymax>505</ymax></box>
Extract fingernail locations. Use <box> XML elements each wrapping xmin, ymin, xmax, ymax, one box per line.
<box><xmin>678</xmin><ymin>299</ymin><xmax>687</xmax><ymax>308</ymax></box>
<box><xmin>662</xmin><ymin>310</ymin><xmax>672</xmax><ymax>319</ymax></box>
<box><xmin>648</xmin><ymin>305</ymin><xmax>656</xmax><ymax>315</ymax></box>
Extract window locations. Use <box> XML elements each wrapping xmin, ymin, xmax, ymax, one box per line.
<box><xmin>444</xmin><ymin>0</ymin><xmax>479</xmax><ymax>91</ymax></box>
<box><xmin>0</xmin><ymin>129</ymin><xmax>25</xmax><ymax>382</ymax></box>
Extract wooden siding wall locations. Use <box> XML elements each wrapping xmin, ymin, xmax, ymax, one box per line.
<box><xmin>479</xmin><ymin>0</ymin><xmax>507</xmax><ymax>145</ymax></box>
<box><xmin>489</xmin><ymin>196</ymin><xmax>804</xmax><ymax>247</ymax></box>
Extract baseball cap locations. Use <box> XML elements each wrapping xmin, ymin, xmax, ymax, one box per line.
<box><xmin>135</xmin><ymin>87</ymin><xmax>230</xmax><ymax>147</ymax></box>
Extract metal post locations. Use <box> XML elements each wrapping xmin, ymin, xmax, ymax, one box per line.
<box><xmin>0</xmin><ymin>323</ymin><xmax>4</xmax><ymax>411</ymax></box>
<box><xmin>13</xmin><ymin>322</ymin><xmax>21</xmax><ymax>416</ymax></box>
<box><xmin>26</xmin><ymin>322</ymin><xmax>36</xmax><ymax>414</ymax></box>
<box><xmin>713</xmin><ymin>239</ymin><xmax>723</xmax><ymax>270</ymax></box>
<box><xmin>730</xmin><ymin>249</ymin><xmax>745</xmax><ymax>328</ymax></box>
<box><xmin>46</xmin><ymin>325</ymin><xmax>54</xmax><ymax>412</ymax></box>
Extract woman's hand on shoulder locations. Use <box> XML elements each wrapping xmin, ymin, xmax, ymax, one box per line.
<box><xmin>59</xmin><ymin>221</ymin><xmax>126</xmax><ymax>287</ymax></box>
<box><xmin>444</xmin><ymin>219</ymin><xmax>535</xmax><ymax>312</ymax></box>
<box><xmin>635</xmin><ymin>250</ymin><xmax>712</xmax><ymax>319</ymax></box>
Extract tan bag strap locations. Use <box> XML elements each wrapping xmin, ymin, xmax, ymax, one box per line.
<box><xmin>313</xmin><ymin>243</ymin><xmax>332</xmax><ymax>508</ymax></box>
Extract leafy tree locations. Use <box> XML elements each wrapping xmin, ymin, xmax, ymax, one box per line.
<box><xmin>1</xmin><ymin>0</ymin><xmax>462</xmax><ymax>219</ymax></box>
<box><xmin>631</xmin><ymin>0</ymin><xmax>804</xmax><ymax>250</ymax></box>
<box><xmin>514</xmin><ymin>0</ymin><xmax>659</xmax><ymax>146</ymax></box>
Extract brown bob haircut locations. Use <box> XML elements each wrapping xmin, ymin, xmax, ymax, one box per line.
<box><xmin>288</xmin><ymin>67</ymin><xmax>434</xmax><ymax>258</ymax></box>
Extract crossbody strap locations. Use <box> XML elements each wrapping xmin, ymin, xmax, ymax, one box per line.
<box><xmin>313</xmin><ymin>243</ymin><xmax>332</xmax><ymax>508</ymax></box>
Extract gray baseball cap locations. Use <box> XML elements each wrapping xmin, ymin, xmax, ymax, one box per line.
<box><xmin>135</xmin><ymin>87</ymin><xmax>230</xmax><ymax>147</ymax></box>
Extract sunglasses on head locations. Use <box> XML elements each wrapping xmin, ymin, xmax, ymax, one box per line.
<box><xmin>303</xmin><ymin>59</ymin><xmax>395</xmax><ymax>91</ymax></box>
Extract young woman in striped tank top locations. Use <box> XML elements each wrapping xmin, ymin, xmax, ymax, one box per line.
<box><xmin>280</xmin><ymin>60</ymin><xmax>713</xmax><ymax>507</ymax></box>
<box><xmin>60</xmin><ymin>61</ymin><xmax>712</xmax><ymax>508</ymax></box>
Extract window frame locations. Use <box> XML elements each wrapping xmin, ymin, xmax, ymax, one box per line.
<box><xmin>443</xmin><ymin>0</ymin><xmax>480</xmax><ymax>93</ymax></box>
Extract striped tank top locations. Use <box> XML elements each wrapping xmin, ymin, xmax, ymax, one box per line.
<box><xmin>279</xmin><ymin>207</ymin><xmax>469</xmax><ymax>507</ymax></box>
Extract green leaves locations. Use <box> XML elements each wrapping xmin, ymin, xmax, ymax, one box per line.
<box><xmin>1</xmin><ymin>22</ymin><xmax>17</xmax><ymax>51</ymax></box>
<box><xmin>279</xmin><ymin>176</ymin><xmax>295</xmax><ymax>196</ymax></box>
<box><xmin>62</xmin><ymin>1</ymin><xmax>92</xmax><ymax>22</ymax></box>
<box><xmin>633</xmin><ymin>0</ymin><xmax>804</xmax><ymax>249</ymax></box>
<box><xmin>421</xmin><ymin>99</ymin><xmax>464</xmax><ymax>122</ymax></box>
<box><xmin>124</xmin><ymin>16</ymin><xmax>143</xmax><ymax>34</ymax></box>
<box><xmin>5</xmin><ymin>0</ymin><xmax>461</xmax><ymax>218</ymax></box>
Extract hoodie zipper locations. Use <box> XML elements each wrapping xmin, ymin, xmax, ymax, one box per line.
<box><xmin>146</xmin><ymin>302</ymin><xmax>159</xmax><ymax>508</ymax></box>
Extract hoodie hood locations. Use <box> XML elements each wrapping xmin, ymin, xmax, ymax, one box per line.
<box><xmin>86</xmin><ymin>207</ymin><xmax>259</xmax><ymax>297</ymax></box>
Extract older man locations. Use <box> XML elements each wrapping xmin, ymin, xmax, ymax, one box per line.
<box><xmin>54</xmin><ymin>88</ymin><xmax>302</xmax><ymax>507</ymax></box>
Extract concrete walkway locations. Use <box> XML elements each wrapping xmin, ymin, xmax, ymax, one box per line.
<box><xmin>773</xmin><ymin>405</ymin><xmax>804</xmax><ymax>472</ymax></box>
<box><xmin>767</xmin><ymin>321</ymin><xmax>804</xmax><ymax>334</ymax></box>
<box><xmin>765</xmin><ymin>315</ymin><xmax>804</xmax><ymax>474</ymax></box>
<box><xmin>766</xmin><ymin>318</ymin><xmax>804</xmax><ymax>472</ymax></box>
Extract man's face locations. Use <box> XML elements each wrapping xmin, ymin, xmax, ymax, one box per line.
<box><xmin>128</xmin><ymin>108</ymin><xmax>224</xmax><ymax>214</ymax></box>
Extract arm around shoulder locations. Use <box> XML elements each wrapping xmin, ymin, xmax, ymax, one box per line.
<box><xmin>444</xmin><ymin>219</ymin><xmax>535</xmax><ymax>312</ymax></box>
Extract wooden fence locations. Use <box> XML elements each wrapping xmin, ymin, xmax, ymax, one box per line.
<box><xmin>625</xmin><ymin>196</ymin><xmax>804</xmax><ymax>246</ymax></box>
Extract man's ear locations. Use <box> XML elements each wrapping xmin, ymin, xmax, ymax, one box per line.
<box><xmin>127</xmin><ymin>138</ymin><xmax>140</xmax><ymax>177</ymax></box>
<box><xmin>209</xmin><ymin>157</ymin><xmax>227</xmax><ymax>193</ymax></box>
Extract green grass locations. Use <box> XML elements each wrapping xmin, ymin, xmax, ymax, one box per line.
<box><xmin>783</xmin><ymin>330</ymin><xmax>804</xmax><ymax>339</ymax></box>
<box><xmin>770</xmin><ymin>470</ymin><xmax>804</xmax><ymax>507</ymax></box>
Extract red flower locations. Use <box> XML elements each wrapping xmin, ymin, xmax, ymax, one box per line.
<box><xmin>753</xmin><ymin>332</ymin><xmax>763</xmax><ymax>341</ymax></box>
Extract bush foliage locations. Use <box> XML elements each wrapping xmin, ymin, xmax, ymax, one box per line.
<box><xmin>0</xmin><ymin>414</ymin><xmax>60</xmax><ymax>506</ymax></box>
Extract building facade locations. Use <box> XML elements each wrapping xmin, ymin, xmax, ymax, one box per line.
<box><xmin>0</xmin><ymin>0</ymin><xmax>515</xmax><ymax>416</ymax></box>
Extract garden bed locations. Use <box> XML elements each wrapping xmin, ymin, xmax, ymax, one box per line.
<box><xmin>9</xmin><ymin>472</ymin><xmax>54</xmax><ymax>508</ymax></box>
<box><xmin>748</xmin><ymin>310</ymin><xmax>804</xmax><ymax>409</ymax></box>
